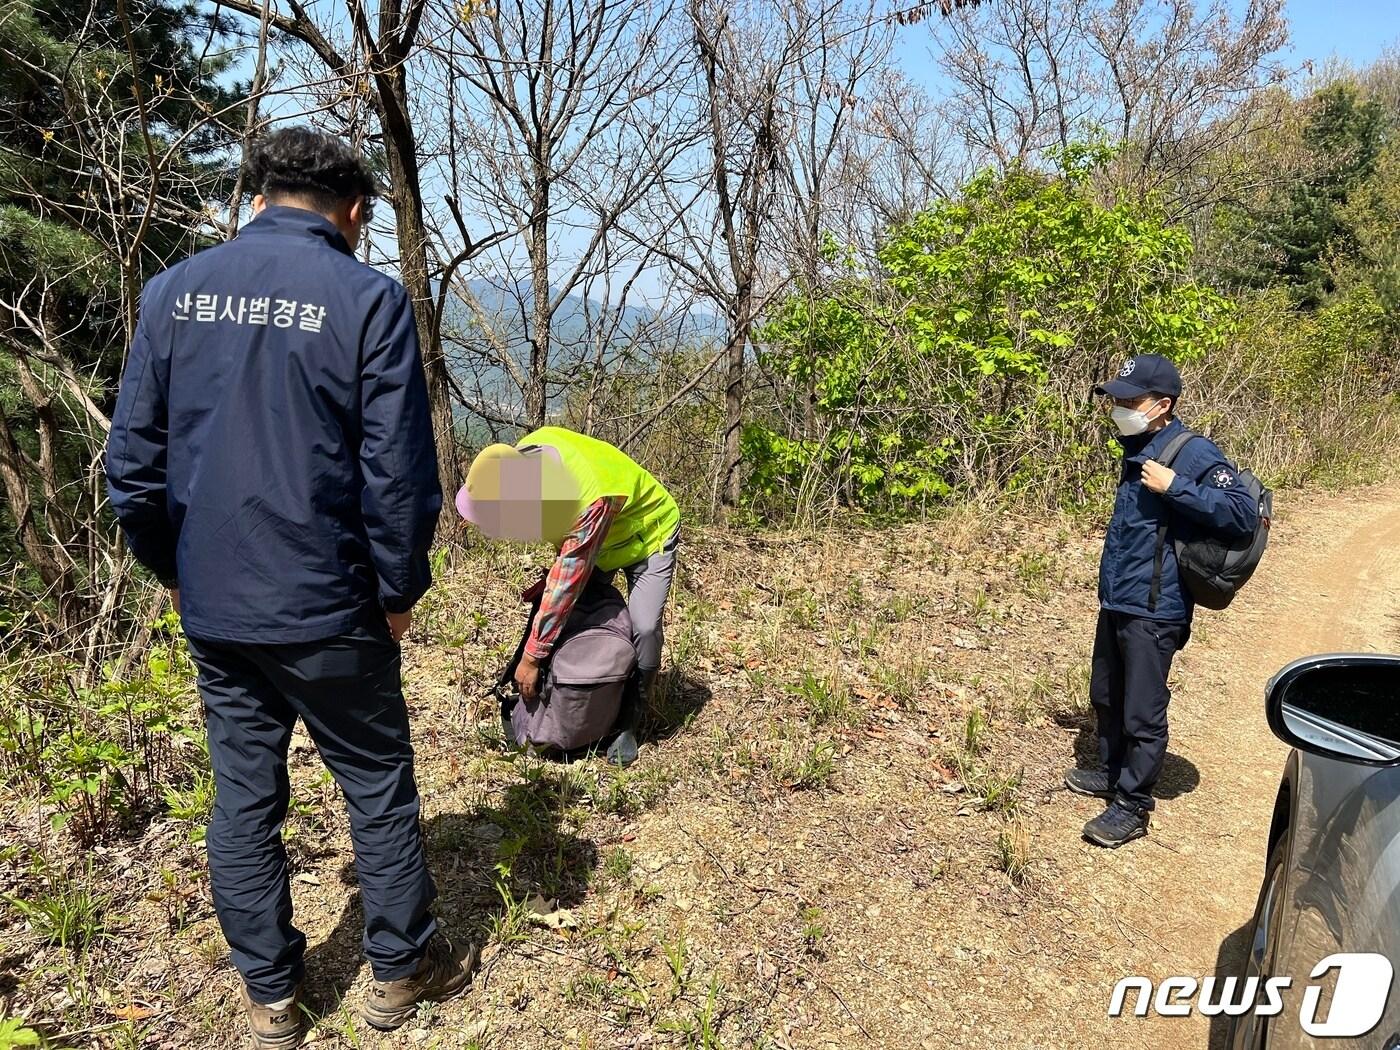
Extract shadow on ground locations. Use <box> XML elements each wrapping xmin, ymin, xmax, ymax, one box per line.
<box><xmin>1210</xmin><ymin>920</ymin><xmax>1254</xmax><ymax>1049</ymax></box>
<box><xmin>643</xmin><ymin>669</ymin><xmax>712</xmax><ymax>743</ymax></box>
<box><xmin>300</xmin><ymin>771</ymin><xmax>599</xmax><ymax>1016</ymax></box>
<box><xmin>296</xmin><ymin>673</ymin><xmax>711</xmax><ymax>1017</ymax></box>
<box><xmin>1055</xmin><ymin>708</ymin><xmax>1202</xmax><ymax>799</ymax></box>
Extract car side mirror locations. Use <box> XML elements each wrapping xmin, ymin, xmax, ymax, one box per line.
<box><xmin>1267</xmin><ymin>654</ymin><xmax>1400</xmax><ymax>766</ymax></box>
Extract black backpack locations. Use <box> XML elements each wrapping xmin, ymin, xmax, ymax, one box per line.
<box><xmin>1150</xmin><ymin>429</ymin><xmax>1273</xmax><ymax>612</ymax></box>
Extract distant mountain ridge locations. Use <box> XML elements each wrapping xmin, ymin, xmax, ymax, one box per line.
<box><xmin>440</xmin><ymin>279</ymin><xmax>724</xmax><ymax>429</ymax></box>
<box><xmin>442</xmin><ymin>278</ymin><xmax>724</xmax><ymax>351</ymax></box>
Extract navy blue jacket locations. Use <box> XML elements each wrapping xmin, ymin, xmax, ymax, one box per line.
<box><xmin>1099</xmin><ymin>418</ymin><xmax>1258</xmax><ymax>623</ymax></box>
<box><xmin>106</xmin><ymin>206</ymin><xmax>442</xmax><ymax>643</ymax></box>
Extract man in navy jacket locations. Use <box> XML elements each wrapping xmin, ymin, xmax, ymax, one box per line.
<box><xmin>1066</xmin><ymin>354</ymin><xmax>1257</xmax><ymax>848</ymax></box>
<box><xmin>107</xmin><ymin>128</ymin><xmax>468</xmax><ymax>1046</ymax></box>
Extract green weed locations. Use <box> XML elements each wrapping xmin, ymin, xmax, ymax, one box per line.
<box><xmin>975</xmin><ymin>766</ymin><xmax>1023</xmax><ymax>816</ymax></box>
<box><xmin>787</xmin><ymin>668</ymin><xmax>855</xmax><ymax>726</ymax></box>
<box><xmin>0</xmin><ymin>1017</ymin><xmax>44</xmax><ymax>1048</ymax></box>
<box><xmin>163</xmin><ymin>765</ymin><xmax>215</xmax><ymax>844</ymax></box>
<box><xmin>876</xmin><ymin>657</ymin><xmax>928</xmax><ymax>711</ymax></box>
<box><xmin>661</xmin><ymin>930</ymin><xmax>689</xmax><ymax>995</ymax></box>
<box><xmin>963</xmin><ymin>706</ymin><xmax>989</xmax><ymax>756</ymax></box>
<box><xmin>883</xmin><ymin>593</ymin><xmax>920</xmax><ymax>623</ymax></box>
<box><xmin>774</xmin><ymin>737</ymin><xmax>837</xmax><ymax>790</ymax></box>
<box><xmin>1014</xmin><ymin>550</ymin><xmax>1055</xmax><ymax>598</ymax></box>
<box><xmin>801</xmin><ymin>906</ymin><xmax>826</xmax><ymax>952</ymax></box>
<box><xmin>1063</xmin><ymin>663</ymin><xmax>1093</xmax><ymax>713</ymax></box>
<box><xmin>7</xmin><ymin>866</ymin><xmax>109</xmax><ymax>951</ymax></box>
<box><xmin>603</xmin><ymin>847</ymin><xmax>634</xmax><ymax>884</ymax></box>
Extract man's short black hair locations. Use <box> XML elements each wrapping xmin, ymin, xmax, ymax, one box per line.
<box><xmin>246</xmin><ymin>126</ymin><xmax>380</xmax><ymax>212</ymax></box>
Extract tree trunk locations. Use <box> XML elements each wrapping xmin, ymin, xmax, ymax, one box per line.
<box><xmin>0</xmin><ymin>403</ymin><xmax>77</xmax><ymax>627</ymax></box>
<box><xmin>384</xmin><ymin>140</ymin><xmax>460</xmax><ymax>494</ymax></box>
<box><xmin>719</xmin><ymin>299</ymin><xmax>750</xmax><ymax>510</ymax></box>
<box><xmin>377</xmin><ymin>0</ymin><xmax>461</xmax><ymax>496</ymax></box>
<box><xmin>526</xmin><ymin>179</ymin><xmax>551</xmax><ymax>429</ymax></box>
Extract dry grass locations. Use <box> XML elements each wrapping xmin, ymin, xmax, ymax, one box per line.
<box><xmin>0</xmin><ymin>509</ymin><xmax>1110</xmax><ymax>1049</ymax></box>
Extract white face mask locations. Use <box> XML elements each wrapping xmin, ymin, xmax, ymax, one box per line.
<box><xmin>1111</xmin><ymin>401</ymin><xmax>1164</xmax><ymax>437</ymax></box>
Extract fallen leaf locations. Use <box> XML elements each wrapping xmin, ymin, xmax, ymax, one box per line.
<box><xmin>524</xmin><ymin>894</ymin><xmax>578</xmax><ymax>929</ymax></box>
<box><xmin>538</xmin><ymin>909</ymin><xmax>578</xmax><ymax>930</ymax></box>
<box><xmin>109</xmin><ymin>1004</ymin><xmax>156</xmax><ymax>1021</ymax></box>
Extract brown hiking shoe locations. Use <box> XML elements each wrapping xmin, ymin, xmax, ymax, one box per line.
<box><xmin>239</xmin><ymin>983</ymin><xmax>303</xmax><ymax>1049</ymax></box>
<box><xmin>361</xmin><ymin>934</ymin><xmax>479</xmax><ymax>1030</ymax></box>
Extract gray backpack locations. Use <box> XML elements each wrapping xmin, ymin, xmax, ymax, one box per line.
<box><xmin>495</xmin><ymin>572</ymin><xmax>637</xmax><ymax>754</ymax></box>
<box><xmin>1151</xmin><ymin>428</ymin><xmax>1273</xmax><ymax>611</ymax></box>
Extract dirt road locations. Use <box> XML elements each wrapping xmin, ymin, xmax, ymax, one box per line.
<box><xmin>1035</xmin><ymin>485</ymin><xmax>1400</xmax><ymax>1049</ymax></box>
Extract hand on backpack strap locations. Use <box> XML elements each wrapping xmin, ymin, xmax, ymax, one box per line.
<box><xmin>1141</xmin><ymin>459</ymin><xmax>1176</xmax><ymax>494</ymax></box>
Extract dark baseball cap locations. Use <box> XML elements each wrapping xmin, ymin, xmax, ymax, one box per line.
<box><xmin>1094</xmin><ymin>354</ymin><xmax>1182</xmax><ymax>399</ymax></box>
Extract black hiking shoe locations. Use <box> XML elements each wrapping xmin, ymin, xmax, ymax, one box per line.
<box><xmin>1083</xmin><ymin>800</ymin><xmax>1150</xmax><ymax>848</ymax></box>
<box><xmin>1064</xmin><ymin>768</ymin><xmax>1117</xmax><ymax>800</ymax></box>
<box><xmin>361</xmin><ymin>933</ymin><xmax>478</xmax><ymax>1030</ymax></box>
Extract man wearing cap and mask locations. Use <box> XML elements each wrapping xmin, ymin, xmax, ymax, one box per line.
<box><xmin>457</xmin><ymin>427</ymin><xmax>681</xmax><ymax>767</ymax></box>
<box><xmin>1067</xmin><ymin>354</ymin><xmax>1257</xmax><ymax>848</ymax></box>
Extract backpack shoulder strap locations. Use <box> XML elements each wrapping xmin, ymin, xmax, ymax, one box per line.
<box><xmin>497</xmin><ymin>586</ymin><xmax>546</xmax><ymax>706</ymax></box>
<box><xmin>1155</xmin><ymin>427</ymin><xmax>1199</xmax><ymax>469</ymax></box>
<box><xmin>1147</xmin><ymin>427</ymin><xmax>1198</xmax><ymax>613</ymax></box>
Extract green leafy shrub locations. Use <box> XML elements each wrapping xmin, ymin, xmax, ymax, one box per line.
<box><xmin>0</xmin><ymin>614</ymin><xmax>206</xmax><ymax>841</ymax></box>
<box><xmin>749</xmin><ymin>143</ymin><xmax>1235</xmax><ymax>518</ymax></box>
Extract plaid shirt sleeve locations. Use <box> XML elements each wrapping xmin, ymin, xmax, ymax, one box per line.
<box><xmin>525</xmin><ymin>495</ymin><xmax>624</xmax><ymax>661</ymax></box>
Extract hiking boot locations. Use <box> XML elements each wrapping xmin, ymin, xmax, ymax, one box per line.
<box><xmin>606</xmin><ymin>729</ymin><xmax>640</xmax><ymax>768</ymax></box>
<box><xmin>361</xmin><ymin>933</ymin><xmax>479</xmax><ymax>1031</ymax></box>
<box><xmin>1083</xmin><ymin>799</ymin><xmax>1150</xmax><ymax>849</ymax></box>
<box><xmin>239</xmin><ymin>983</ymin><xmax>303</xmax><ymax>1049</ymax></box>
<box><xmin>1064</xmin><ymin>768</ymin><xmax>1117</xmax><ymax>800</ymax></box>
<box><xmin>607</xmin><ymin>668</ymin><xmax>656</xmax><ymax>768</ymax></box>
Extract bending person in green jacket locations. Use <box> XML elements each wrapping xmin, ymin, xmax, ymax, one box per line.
<box><xmin>456</xmin><ymin>426</ymin><xmax>681</xmax><ymax>766</ymax></box>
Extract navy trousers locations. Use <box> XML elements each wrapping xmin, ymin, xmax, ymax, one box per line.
<box><xmin>1089</xmin><ymin>610</ymin><xmax>1189</xmax><ymax>812</ymax></box>
<box><xmin>185</xmin><ymin>622</ymin><xmax>437</xmax><ymax>1003</ymax></box>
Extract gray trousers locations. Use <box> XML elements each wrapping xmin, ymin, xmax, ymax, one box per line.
<box><xmin>621</xmin><ymin>527</ymin><xmax>679</xmax><ymax>672</ymax></box>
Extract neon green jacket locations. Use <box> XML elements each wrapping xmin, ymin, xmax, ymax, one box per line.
<box><xmin>517</xmin><ymin>426</ymin><xmax>680</xmax><ymax>571</ymax></box>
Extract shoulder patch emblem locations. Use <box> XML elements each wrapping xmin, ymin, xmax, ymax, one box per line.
<box><xmin>1212</xmin><ymin>469</ymin><xmax>1236</xmax><ymax>488</ymax></box>
<box><xmin>1118</xmin><ymin>359</ymin><xmax>1136</xmax><ymax>377</ymax></box>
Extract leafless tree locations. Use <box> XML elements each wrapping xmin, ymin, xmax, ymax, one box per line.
<box><xmin>635</xmin><ymin>0</ymin><xmax>917</xmax><ymax>511</ymax></box>
<box><xmin>213</xmin><ymin>0</ymin><xmax>479</xmax><ymax>493</ymax></box>
<box><xmin>418</xmin><ymin>0</ymin><xmax>689</xmax><ymax>430</ymax></box>
<box><xmin>829</xmin><ymin>68</ymin><xmax>961</xmax><ymax>236</ymax></box>
<box><xmin>927</xmin><ymin>0</ymin><xmax>1291</xmax><ymax>213</ymax></box>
